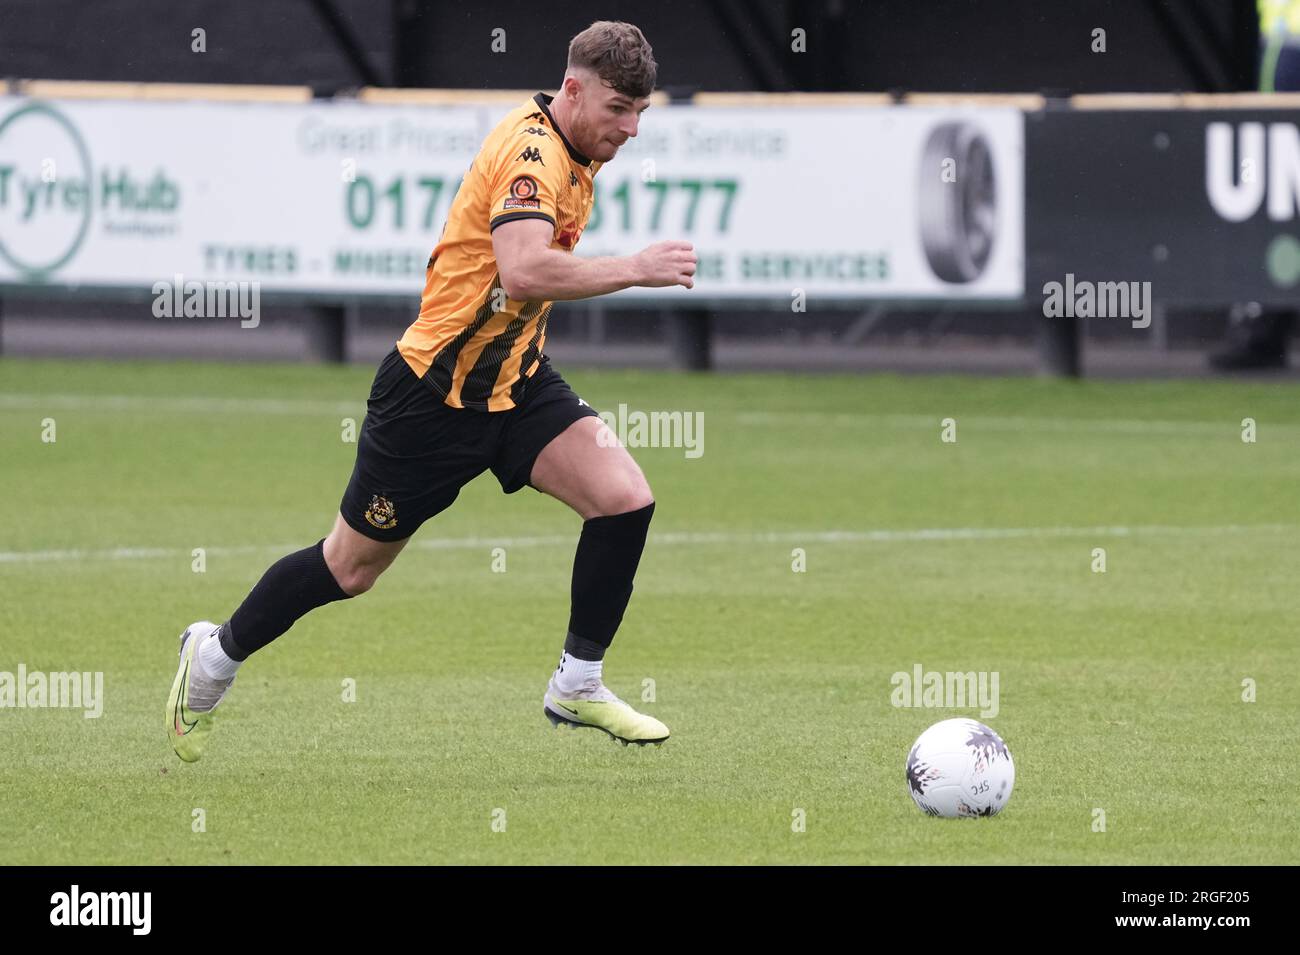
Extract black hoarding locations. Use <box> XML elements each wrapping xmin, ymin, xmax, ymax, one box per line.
<box><xmin>1027</xmin><ymin>109</ymin><xmax>1300</xmax><ymax>307</ymax></box>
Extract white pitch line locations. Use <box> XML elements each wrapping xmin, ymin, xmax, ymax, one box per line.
<box><xmin>2</xmin><ymin>394</ymin><xmax>1297</xmax><ymax>436</ymax></box>
<box><xmin>0</xmin><ymin>393</ymin><xmax>362</xmax><ymax>416</ymax></box>
<box><xmin>0</xmin><ymin>524</ymin><xmax>1291</xmax><ymax>566</ymax></box>
<box><xmin>736</xmin><ymin>411</ymin><xmax>1300</xmax><ymax>437</ymax></box>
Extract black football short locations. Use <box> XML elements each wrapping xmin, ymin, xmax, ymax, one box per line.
<box><xmin>339</xmin><ymin>345</ymin><xmax>600</xmax><ymax>542</ymax></box>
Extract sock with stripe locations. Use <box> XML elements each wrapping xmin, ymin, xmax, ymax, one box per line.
<box><xmin>199</xmin><ymin>625</ymin><xmax>242</xmax><ymax>680</ymax></box>
<box><xmin>553</xmin><ymin>634</ymin><xmax>606</xmax><ymax>694</ymax></box>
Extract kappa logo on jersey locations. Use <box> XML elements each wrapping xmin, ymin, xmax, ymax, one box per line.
<box><xmin>524</xmin><ymin>111</ymin><xmax>547</xmax><ymax>125</ymax></box>
<box><xmin>523</xmin><ymin>126</ymin><xmax>549</xmax><ymax>137</ymax></box>
<box><xmin>364</xmin><ymin>494</ymin><xmax>397</xmax><ymax>529</ymax></box>
<box><xmin>569</xmin><ymin>171</ymin><xmax>578</xmax><ymax>187</ymax></box>
<box><xmin>516</xmin><ymin>146</ymin><xmax>545</xmax><ymax>164</ymax></box>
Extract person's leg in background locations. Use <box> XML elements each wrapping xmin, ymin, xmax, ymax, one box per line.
<box><xmin>1209</xmin><ymin>303</ymin><xmax>1294</xmax><ymax>371</ymax></box>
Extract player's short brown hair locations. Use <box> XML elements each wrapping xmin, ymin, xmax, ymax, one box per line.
<box><xmin>567</xmin><ymin>21</ymin><xmax>657</xmax><ymax>100</ymax></box>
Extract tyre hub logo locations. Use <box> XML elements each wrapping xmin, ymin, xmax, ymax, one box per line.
<box><xmin>0</xmin><ymin>102</ymin><xmax>93</xmax><ymax>280</ymax></box>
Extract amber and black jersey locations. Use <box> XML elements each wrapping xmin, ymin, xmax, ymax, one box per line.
<box><xmin>396</xmin><ymin>92</ymin><xmax>602</xmax><ymax>411</ymax></box>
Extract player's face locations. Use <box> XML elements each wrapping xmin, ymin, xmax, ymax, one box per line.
<box><xmin>573</xmin><ymin>81</ymin><xmax>650</xmax><ymax>161</ymax></box>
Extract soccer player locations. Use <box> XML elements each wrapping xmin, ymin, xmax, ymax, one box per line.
<box><xmin>167</xmin><ymin>21</ymin><xmax>696</xmax><ymax>760</ymax></box>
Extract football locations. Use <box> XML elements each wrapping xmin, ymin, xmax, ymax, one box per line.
<box><xmin>906</xmin><ymin>718</ymin><xmax>1015</xmax><ymax>818</ymax></box>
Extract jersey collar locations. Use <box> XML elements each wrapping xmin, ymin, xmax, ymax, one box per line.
<box><xmin>533</xmin><ymin>92</ymin><xmax>592</xmax><ymax>167</ymax></box>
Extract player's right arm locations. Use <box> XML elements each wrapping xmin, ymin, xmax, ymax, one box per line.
<box><xmin>492</xmin><ymin>218</ymin><xmax>696</xmax><ymax>302</ymax></box>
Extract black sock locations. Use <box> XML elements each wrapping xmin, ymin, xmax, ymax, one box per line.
<box><xmin>563</xmin><ymin>631</ymin><xmax>608</xmax><ymax>662</ymax></box>
<box><xmin>566</xmin><ymin>501</ymin><xmax>655</xmax><ymax>657</ymax></box>
<box><xmin>221</xmin><ymin>538</ymin><xmax>351</xmax><ymax>660</ymax></box>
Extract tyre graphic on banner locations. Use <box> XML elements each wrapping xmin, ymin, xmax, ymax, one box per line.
<box><xmin>919</xmin><ymin>121</ymin><xmax>997</xmax><ymax>283</ymax></box>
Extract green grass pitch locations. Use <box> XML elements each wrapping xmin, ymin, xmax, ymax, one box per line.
<box><xmin>1</xmin><ymin>356</ymin><xmax>1297</xmax><ymax>864</ymax></box>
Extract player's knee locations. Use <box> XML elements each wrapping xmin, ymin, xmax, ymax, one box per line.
<box><xmin>324</xmin><ymin>548</ymin><xmax>389</xmax><ymax>596</ymax></box>
<box><xmin>324</xmin><ymin>517</ymin><xmax>403</xmax><ymax>596</ymax></box>
<box><xmin>332</xmin><ymin>562</ymin><xmax>382</xmax><ymax>597</ymax></box>
<box><xmin>627</xmin><ymin>484</ymin><xmax>655</xmax><ymax>514</ymax></box>
<box><xmin>594</xmin><ymin>477</ymin><xmax>654</xmax><ymax>518</ymax></box>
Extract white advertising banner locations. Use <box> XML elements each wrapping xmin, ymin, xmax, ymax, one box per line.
<box><xmin>0</xmin><ymin>95</ymin><xmax>1023</xmax><ymax>301</ymax></box>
